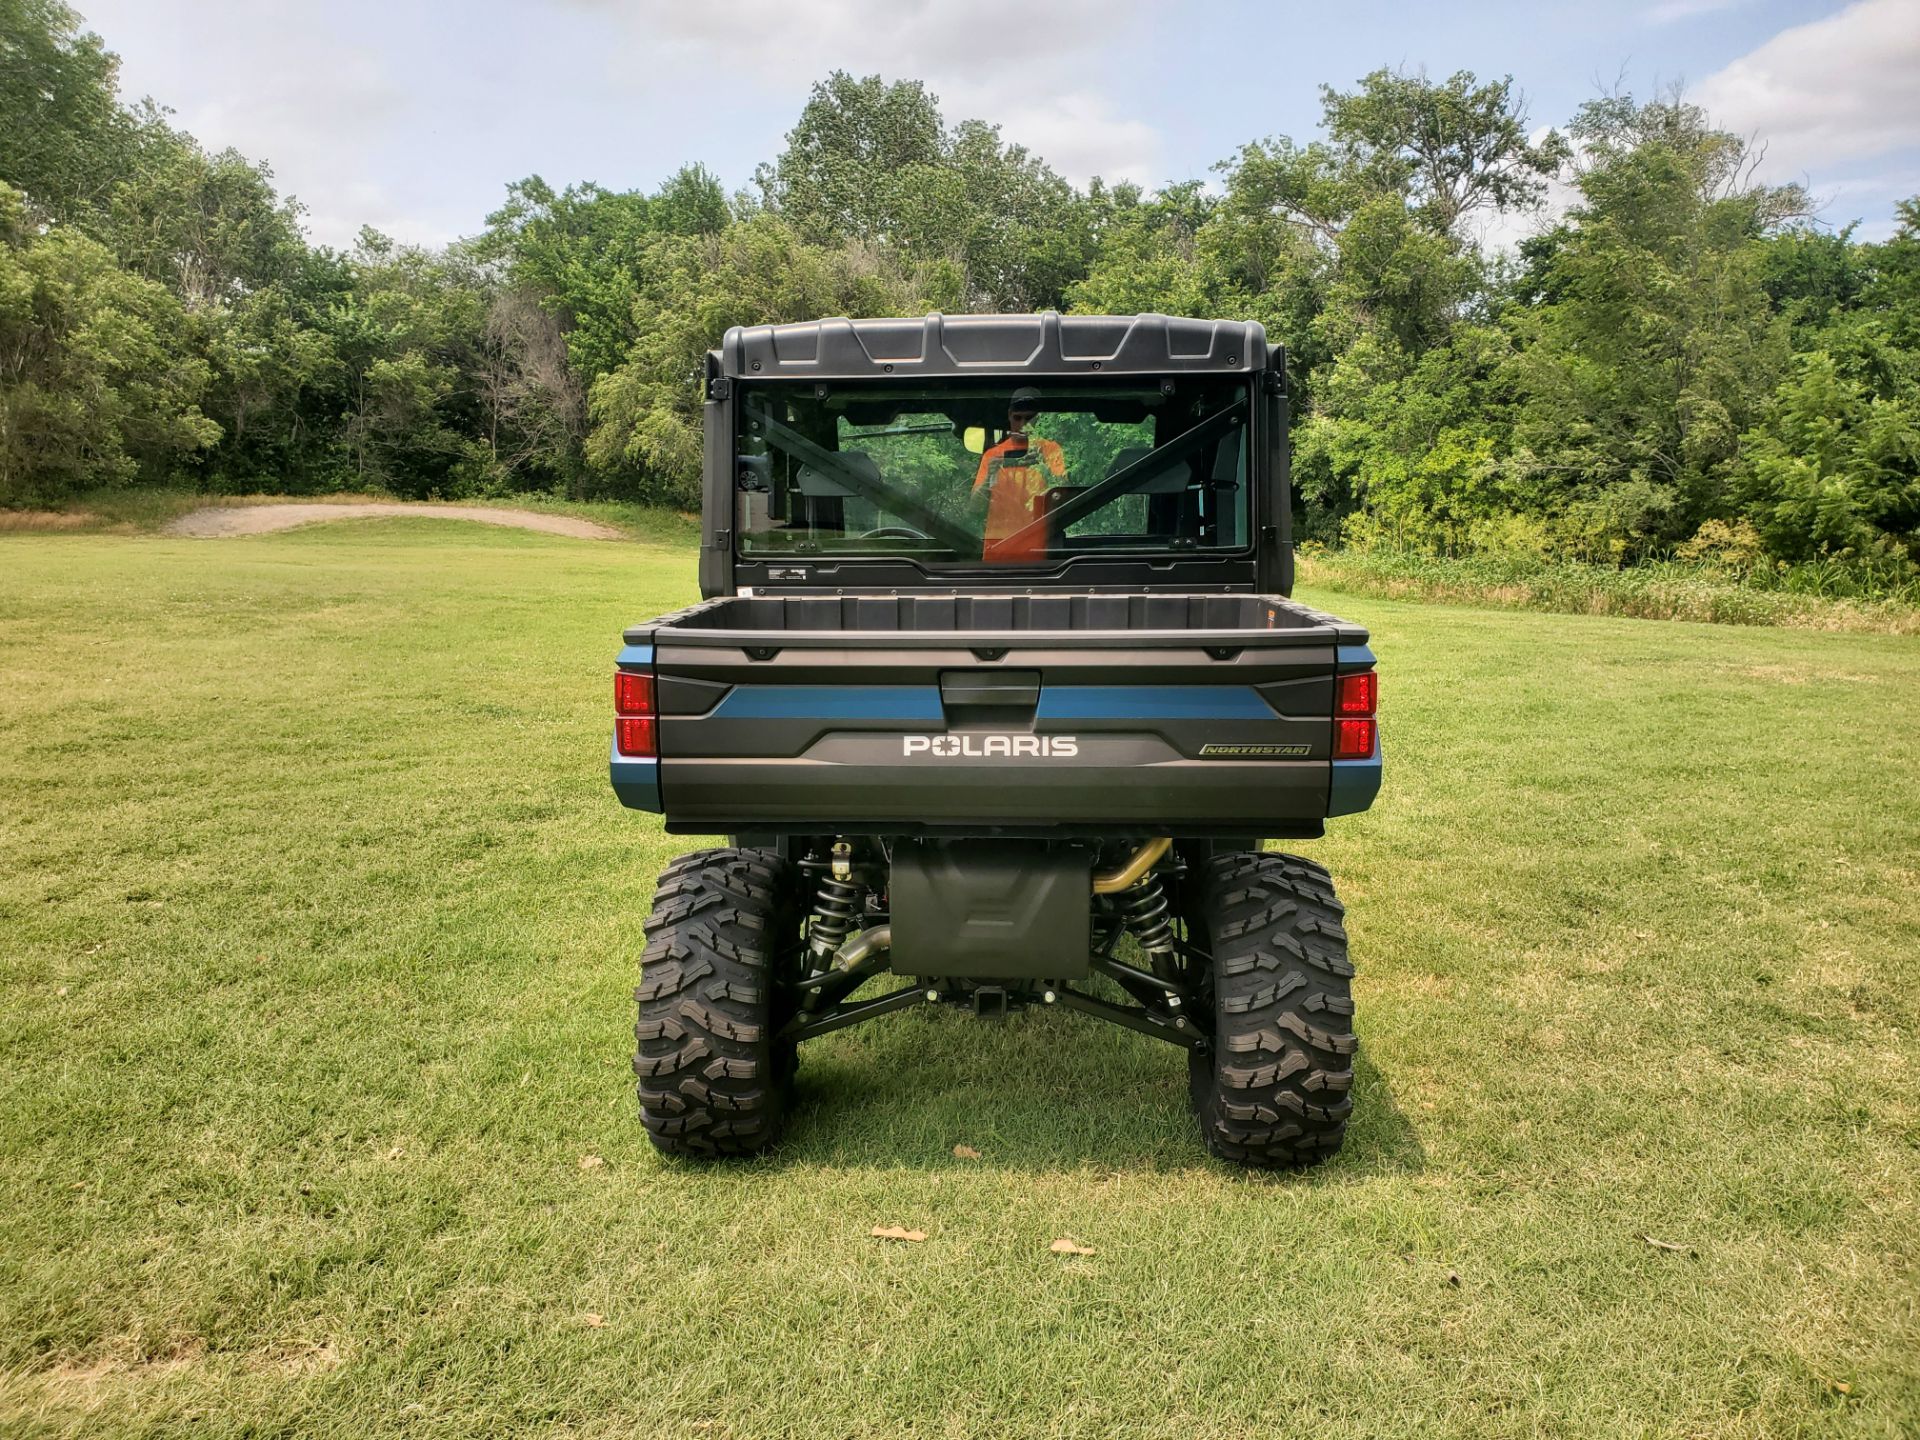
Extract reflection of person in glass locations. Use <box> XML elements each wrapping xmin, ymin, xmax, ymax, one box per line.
<box><xmin>973</xmin><ymin>387</ymin><xmax>1066</xmax><ymax>562</ymax></box>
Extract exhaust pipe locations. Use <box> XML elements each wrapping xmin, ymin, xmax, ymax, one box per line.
<box><xmin>1093</xmin><ymin>837</ymin><xmax>1171</xmax><ymax>895</ymax></box>
<box><xmin>792</xmin><ymin>923</ymin><xmax>892</xmax><ymax>988</ymax></box>
<box><xmin>832</xmin><ymin>924</ymin><xmax>892</xmax><ymax>970</ymax></box>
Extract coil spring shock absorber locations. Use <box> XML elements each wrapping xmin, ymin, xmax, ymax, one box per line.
<box><xmin>1094</xmin><ymin>838</ymin><xmax>1178</xmax><ymax>971</ymax></box>
<box><xmin>807</xmin><ymin>840</ymin><xmax>861</xmax><ymax>961</ymax></box>
<box><xmin>1114</xmin><ymin>875</ymin><xmax>1178</xmax><ymax>967</ymax></box>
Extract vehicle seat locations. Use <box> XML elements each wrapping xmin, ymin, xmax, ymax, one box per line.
<box><xmin>795</xmin><ymin>449</ymin><xmax>879</xmax><ymax>498</ymax></box>
<box><xmin>1106</xmin><ymin>445</ymin><xmax>1190</xmax><ymax>494</ymax></box>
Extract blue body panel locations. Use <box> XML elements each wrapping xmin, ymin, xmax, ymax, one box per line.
<box><xmin>1336</xmin><ymin>645</ymin><xmax>1382</xmax><ymax>817</ymax></box>
<box><xmin>610</xmin><ymin>743</ymin><xmax>662</xmax><ymax>812</ymax></box>
<box><xmin>612</xmin><ymin>644</ymin><xmax>661</xmax><ymax>811</ymax></box>
<box><xmin>1329</xmin><ymin>643</ymin><xmax>1381</xmax><ymax>815</ymax></box>
<box><xmin>1336</xmin><ymin>643</ymin><xmax>1376</xmax><ymax>670</ymax></box>
<box><xmin>1329</xmin><ymin>745</ymin><xmax>1383</xmax><ymax>816</ymax></box>
<box><xmin>1035</xmin><ymin>685</ymin><xmax>1275</xmax><ymax>721</ymax></box>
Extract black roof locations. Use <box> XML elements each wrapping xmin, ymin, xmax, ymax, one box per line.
<box><xmin>716</xmin><ymin>312</ymin><xmax>1271</xmax><ymax>381</ymax></box>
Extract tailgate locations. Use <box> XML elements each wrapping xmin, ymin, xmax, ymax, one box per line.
<box><xmin>615</xmin><ymin>603</ymin><xmax>1375</xmax><ymax>835</ymax></box>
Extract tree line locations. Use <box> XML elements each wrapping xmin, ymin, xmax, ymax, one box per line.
<box><xmin>3</xmin><ymin>0</ymin><xmax>1917</xmax><ymax>577</ymax></box>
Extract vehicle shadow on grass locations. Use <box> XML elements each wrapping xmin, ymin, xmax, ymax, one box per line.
<box><xmin>761</xmin><ymin>1008</ymin><xmax>1426</xmax><ymax>1180</ymax></box>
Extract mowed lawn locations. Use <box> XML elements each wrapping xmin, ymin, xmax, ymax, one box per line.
<box><xmin>1</xmin><ymin>520</ymin><xmax>1917</xmax><ymax>1439</ymax></box>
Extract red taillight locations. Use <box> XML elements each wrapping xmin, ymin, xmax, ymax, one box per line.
<box><xmin>1334</xmin><ymin>717</ymin><xmax>1376</xmax><ymax>760</ymax></box>
<box><xmin>615</xmin><ymin>670</ymin><xmax>656</xmax><ymax>757</ymax></box>
<box><xmin>1336</xmin><ymin>671</ymin><xmax>1378</xmax><ymax>716</ymax></box>
<box><xmin>615</xmin><ymin>671</ymin><xmax>654</xmax><ymax>717</ymax></box>
<box><xmin>1333</xmin><ymin>670</ymin><xmax>1377</xmax><ymax>760</ymax></box>
<box><xmin>616</xmin><ymin>716</ymin><xmax>657</xmax><ymax>757</ymax></box>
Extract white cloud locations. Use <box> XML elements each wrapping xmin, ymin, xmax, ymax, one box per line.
<box><xmin>1477</xmin><ymin>2</ymin><xmax>1920</xmax><ymax>249</ymax></box>
<box><xmin>939</xmin><ymin>85</ymin><xmax>1161</xmax><ymax>188</ymax></box>
<box><xmin>78</xmin><ymin>0</ymin><xmax>470</xmax><ymax>248</ymax></box>
<box><xmin>1642</xmin><ymin>0</ymin><xmax>1751</xmax><ymax>25</ymax></box>
<box><xmin>1692</xmin><ymin>0</ymin><xmax>1920</xmax><ymax>180</ymax></box>
<box><xmin>1802</xmin><ymin>164</ymin><xmax>1920</xmax><ymax>238</ymax></box>
<box><xmin>76</xmin><ymin>0</ymin><xmax>1162</xmax><ymax>248</ymax></box>
<box><xmin>592</xmin><ymin>0</ymin><xmax>1163</xmax><ymax>186</ymax></box>
<box><xmin>64</xmin><ymin>0</ymin><xmax>1919</xmax><ymax>253</ymax></box>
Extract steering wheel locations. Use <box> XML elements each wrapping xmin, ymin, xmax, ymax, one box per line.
<box><xmin>856</xmin><ymin>525</ymin><xmax>934</xmax><ymax>542</ymax></box>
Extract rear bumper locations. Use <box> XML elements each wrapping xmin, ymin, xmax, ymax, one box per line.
<box><xmin>609</xmin><ymin>740</ymin><xmax>661</xmax><ymax>812</ymax></box>
<box><xmin>647</xmin><ymin>750</ymin><xmax>1334</xmax><ymax>834</ymax></box>
<box><xmin>1330</xmin><ymin>741</ymin><xmax>1383</xmax><ymax>817</ymax></box>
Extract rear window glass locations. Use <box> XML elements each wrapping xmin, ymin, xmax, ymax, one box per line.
<box><xmin>734</xmin><ymin>379</ymin><xmax>1251</xmax><ymax>567</ymax></box>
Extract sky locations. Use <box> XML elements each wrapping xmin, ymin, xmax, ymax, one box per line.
<box><xmin>73</xmin><ymin>0</ymin><xmax>1920</xmax><ymax>250</ymax></box>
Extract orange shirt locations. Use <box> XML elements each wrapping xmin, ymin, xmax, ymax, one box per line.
<box><xmin>973</xmin><ymin>434</ymin><xmax>1066</xmax><ymax>562</ymax></box>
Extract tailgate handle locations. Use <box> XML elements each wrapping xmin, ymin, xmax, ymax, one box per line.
<box><xmin>939</xmin><ymin>670</ymin><xmax>1040</xmax><ymax>710</ymax></box>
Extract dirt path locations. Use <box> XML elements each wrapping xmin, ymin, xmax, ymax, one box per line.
<box><xmin>163</xmin><ymin>502</ymin><xmax>623</xmax><ymax>540</ymax></box>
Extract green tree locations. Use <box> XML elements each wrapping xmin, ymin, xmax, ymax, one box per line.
<box><xmin>1322</xmin><ymin>68</ymin><xmax>1568</xmax><ymax>234</ymax></box>
<box><xmin>102</xmin><ymin>121</ymin><xmax>349</xmax><ymax>488</ymax></box>
<box><xmin>757</xmin><ymin>72</ymin><xmax>1092</xmax><ymax>311</ymax></box>
<box><xmin>1066</xmin><ymin>181</ymin><xmax>1225</xmax><ymax>319</ymax></box>
<box><xmin>755</xmin><ymin>72</ymin><xmax>945</xmax><ymax>247</ymax></box>
<box><xmin>1734</xmin><ymin>349</ymin><xmax>1920</xmax><ymax>566</ymax></box>
<box><xmin>1760</xmin><ymin>222</ymin><xmax>1870</xmax><ymax>337</ymax></box>
<box><xmin>896</xmin><ymin>118</ymin><xmax>1091</xmax><ymax>309</ymax></box>
<box><xmin>0</xmin><ymin>0</ymin><xmax>133</xmax><ymax>227</ymax></box>
<box><xmin>1504</xmin><ymin>93</ymin><xmax>1807</xmax><ymax>557</ymax></box>
<box><xmin>586</xmin><ymin>215</ymin><xmax>930</xmax><ymax>505</ymax></box>
<box><xmin>0</xmin><ymin>182</ymin><xmax>218</xmax><ymax>502</ymax></box>
<box><xmin>1298</xmin><ymin>325</ymin><xmax>1513</xmax><ymax>550</ymax></box>
<box><xmin>648</xmin><ymin>163</ymin><xmax>731</xmax><ymax>238</ymax></box>
<box><xmin>1192</xmin><ymin>70</ymin><xmax>1556</xmax><ymax>536</ymax></box>
<box><xmin>199</xmin><ymin>279</ymin><xmax>343</xmax><ymax>488</ymax></box>
<box><xmin>1860</xmin><ymin>198</ymin><xmax>1920</xmax><ymax>353</ymax></box>
<box><xmin>480</xmin><ymin>177</ymin><xmax>659</xmax><ymax>384</ymax></box>
<box><xmin>104</xmin><ymin>111</ymin><xmax>311</xmax><ymax>306</ymax></box>
<box><xmin>324</xmin><ymin>229</ymin><xmax>489</xmax><ymax>496</ymax></box>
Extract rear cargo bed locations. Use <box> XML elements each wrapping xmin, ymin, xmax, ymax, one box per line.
<box><xmin>642</xmin><ymin>592</ymin><xmax>1351</xmax><ymax>637</ymax></box>
<box><xmin>616</xmin><ymin>593</ymin><xmax>1378</xmax><ymax>836</ymax></box>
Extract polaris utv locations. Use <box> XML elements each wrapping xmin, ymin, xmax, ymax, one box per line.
<box><xmin>611</xmin><ymin>313</ymin><xmax>1380</xmax><ymax>1168</ymax></box>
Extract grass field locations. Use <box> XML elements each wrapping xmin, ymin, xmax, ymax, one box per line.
<box><xmin>2</xmin><ymin>519</ymin><xmax>1917</xmax><ymax>1438</ymax></box>
<box><xmin>0</xmin><ymin>489</ymin><xmax>702</xmax><ymax>541</ymax></box>
<box><xmin>1296</xmin><ymin>548</ymin><xmax>1920</xmax><ymax>635</ymax></box>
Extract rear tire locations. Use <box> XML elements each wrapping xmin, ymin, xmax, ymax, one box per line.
<box><xmin>635</xmin><ymin>847</ymin><xmax>799</xmax><ymax>1157</ymax></box>
<box><xmin>1188</xmin><ymin>853</ymin><xmax>1356</xmax><ymax>1167</ymax></box>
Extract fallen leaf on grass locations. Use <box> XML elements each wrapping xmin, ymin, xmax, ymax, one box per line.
<box><xmin>1446</xmin><ymin>1269</ymin><xmax>1461</xmax><ymax>1287</ymax></box>
<box><xmin>581</xmin><ymin>1313</ymin><xmax>605</xmax><ymax>1329</ymax></box>
<box><xmin>952</xmin><ymin>1144</ymin><xmax>982</xmax><ymax>1160</ymax></box>
<box><xmin>1640</xmin><ymin>1233</ymin><xmax>1697</xmax><ymax>1256</ymax></box>
<box><xmin>1049</xmin><ymin>1237</ymin><xmax>1096</xmax><ymax>1257</ymax></box>
<box><xmin>871</xmin><ymin>1225</ymin><xmax>928</xmax><ymax>1243</ymax></box>
<box><xmin>579</xmin><ymin>1154</ymin><xmax>605</xmax><ymax>1171</ymax></box>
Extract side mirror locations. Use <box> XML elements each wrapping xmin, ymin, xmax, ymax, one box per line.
<box><xmin>961</xmin><ymin>426</ymin><xmax>988</xmax><ymax>455</ymax></box>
